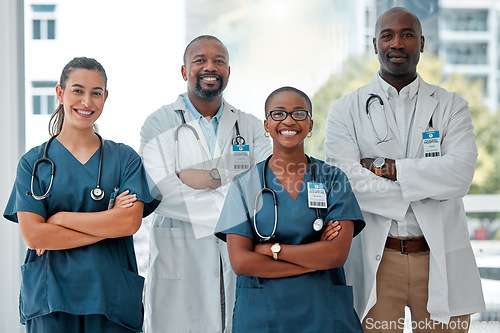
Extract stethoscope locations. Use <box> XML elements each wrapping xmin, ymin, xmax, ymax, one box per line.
<box><xmin>365</xmin><ymin>93</ymin><xmax>391</xmax><ymax>144</ymax></box>
<box><xmin>174</xmin><ymin>110</ymin><xmax>245</xmax><ymax>171</ymax></box>
<box><xmin>253</xmin><ymin>155</ymin><xmax>325</xmax><ymax>242</ymax></box>
<box><xmin>26</xmin><ymin>133</ymin><xmax>105</xmax><ymax>201</ymax></box>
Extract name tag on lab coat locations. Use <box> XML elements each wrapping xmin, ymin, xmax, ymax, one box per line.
<box><xmin>422</xmin><ymin>130</ymin><xmax>441</xmax><ymax>157</ymax></box>
<box><xmin>307</xmin><ymin>182</ymin><xmax>327</xmax><ymax>208</ymax></box>
<box><xmin>232</xmin><ymin>144</ymin><xmax>250</xmax><ymax>170</ymax></box>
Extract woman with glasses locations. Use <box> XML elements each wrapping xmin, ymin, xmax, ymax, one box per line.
<box><xmin>215</xmin><ymin>86</ymin><xmax>365</xmax><ymax>332</ymax></box>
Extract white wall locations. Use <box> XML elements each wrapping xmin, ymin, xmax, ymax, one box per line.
<box><xmin>0</xmin><ymin>0</ymin><xmax>26</xmax><ymax>331</ymax></box>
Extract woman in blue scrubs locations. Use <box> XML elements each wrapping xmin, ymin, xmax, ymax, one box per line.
<box><xmin>3</xmin><ymin>57</ymin><xmax>156</xmax><ymax>333</ymax></box>
<box><xmin>215</xmin><ymin>86</ymin><xmax>365</xmax><ymax>332</ymax></box>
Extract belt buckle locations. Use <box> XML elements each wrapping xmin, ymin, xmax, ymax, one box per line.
<box><xmin>400</xmin><ymin>239</ymin><xmax>408</xmax><ymax>255</ymax></box>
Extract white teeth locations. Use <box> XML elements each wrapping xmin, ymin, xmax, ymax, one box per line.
<box><xmin>77</xmin><ymin>110</ymin><xmax>92</xmax><ymax>115</ymax></box>
<box><xmin>280</xmin><ymin>130</ymin><xmax>297</xmax><ymax>136</ymax></box>
<box><xmin>203</xmin><ymin>77</ymin><xmax>217</xmax><ymax>81</ymax></box>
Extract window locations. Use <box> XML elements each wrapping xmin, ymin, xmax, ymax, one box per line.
<box><xmin>442</xmin><ymin>9</ymin><xmax>488</xmax><ymax>32</ymax></box>
<box><xmin>31</xmin><ymin>5</ymin><xmax>56</xmax><ymax>40</ymax></box>
<box><xmin>32</xmin><ymin>81</ymin><xmax>57</xmax><ymax>115</ymax></box>
<box><xmin>444</xmin><ymin>43</ymin><xmax>488</xmax><ymax>65</ymax></box>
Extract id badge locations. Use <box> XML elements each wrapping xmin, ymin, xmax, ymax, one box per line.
<box><xmin>307</xmin><ymin>182</ymin><xmax>327</xmax><ymax>209</ymax></box>
<box><xmin>422</xmin><ymin>130</ymin><xmax>441</xmax><ymax>157</ymax></box>
<box><xmin>232</xmin><ymin>144</ymin><xmax>250</xmax><ymax>170</ymax></box>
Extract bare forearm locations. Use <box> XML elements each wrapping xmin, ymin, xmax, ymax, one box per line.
<box><xmin>18</xmin><ymin>212</ymin><xmax>103</xmax><ymax>250</ymax></box>
<box><xmin>230</xmin><ymin>249</ymin><xmax>315</xmax><ymax>278</ymax></box>
<box><xmin>361</xmin><ymin>158</ymin><xmax>397</xmax><ymax>181</ymax></box>
<box><xmin>255</xmin><ymin>221</ymin><xmax>355</xmax><ymax>270</ymax></box>
<box><xmin>47</xmin><ymin>202</ymin><xmax>143</xmax><ymax>238</ymax></box>
<box><xmin>177</xmin><ymin>169</ymin><xmax>221</xmax><ymax>190</ymax></box>
<box><xmin>227</xmin><ymin>234</ymin><xmax>315</xmax><ymax>278</ymax></box>
<box><xmin>34</xmin><ymin>226</ymin><xmax>103</xmax><ymax>250</ymax></box>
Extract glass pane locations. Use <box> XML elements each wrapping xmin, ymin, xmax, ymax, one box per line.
<box><xmin>32</xmin><ymin>81</ymin><xmax>57</xmax><ymax>88</ymax></box>
<box><xmin>32</xmin><ymin>95</ymin><xmax>41</xmax><ymax>115</ymax></box>
<box><xmin>31</xmin><ymin>5</ymin><xmax>56</xmax><ymax>13</ymax></box>
<box><xmin>47</xmin><ymin>20</ymin><xmax>55</xmax><ymax>39</ymax></box>
<box><xmin>46</xmin><ymin>95</ymin><xmax>56</xmax><ymax>115</ymax></box>
<box><xmin>33</xmin><ymin>19</ymin><xmax>40</xmax><ymax>40</ymax></box>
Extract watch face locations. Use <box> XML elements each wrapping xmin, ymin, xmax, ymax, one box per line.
<box><xmin>271</xmin><ymin>243</ymin><xmax>281</xmax><ymax>252</ymax></box>
<box><xmin>210</xmin><ymin>168</ymin><xmax>221</xmax><ymax>180</ymax></box>
<box><xmin>373</xmin><ymin>157</ymin><xmax>385</xmax><ymax>168</ymax></box>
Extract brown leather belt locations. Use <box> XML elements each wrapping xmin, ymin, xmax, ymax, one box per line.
<box><xmin>385</xmin><ymin>237</ymin><xmax>429</xmax><ymax>254</ymax></box>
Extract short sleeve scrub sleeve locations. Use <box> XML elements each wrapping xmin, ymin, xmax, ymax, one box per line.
<box><xmin>215</xmin><ymin>157</ymin><xmax>365</xmax><ymax>333</ymax></box>
<box><xmin>3</xmin><ymin>139</ymin><xmax>156</xmax><ymax>332</ymax></box>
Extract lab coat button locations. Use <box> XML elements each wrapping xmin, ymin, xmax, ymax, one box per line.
<box><xmin>376</xmin><ymin>255</ymin><xmax>381</xmax><ymax>261</ymax></box>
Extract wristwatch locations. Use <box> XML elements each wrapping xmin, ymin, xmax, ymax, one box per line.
<box><xmin>373</xmin><ymin>157</ymin><xmax>386</xmax><ymax>177</ymax></box>
<box><xmin>210</xmin><ymin>168</ymin><xmax>221</xmax><ymax>181</ymax></box>
<box><xmin>270</xmin><ymin>243</ymin><xmax>281</xmax><ymax>261</ymax></box>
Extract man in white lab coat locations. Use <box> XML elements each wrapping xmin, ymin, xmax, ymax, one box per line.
<box><xmin>324</xmin><ymin>7</ymin><xmax>485</xmax><ymax>333</ymax></box>
<box><xmin>139</xmin><ymin>35</ymin><xmax>272</xmax><ymax>332</ymax></box>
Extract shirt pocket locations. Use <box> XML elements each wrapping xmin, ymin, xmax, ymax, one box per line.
<box><xmin>149</xmin><ymin>226</ymin><xmax>183</xmax><ymax>280</ymax></box>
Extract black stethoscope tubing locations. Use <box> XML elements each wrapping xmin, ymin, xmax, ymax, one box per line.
<box><xmin>254</xmin><ymin>155</ymin><xmax>325</xmax><ymax>242</ymax></box>
<box><xmin>366</xmin><ymin>93</ymin><xmax>390</xmax><ymax>144</ymax></box>
<box><xmin>175</xmin><ymin>110</ymin><xmax>245</xmax><ymax>145</ymax></box>
<box><xmin>27</xmin><ymin>133</ymin><xmax>105</xmax><ymax>201</ymax></box>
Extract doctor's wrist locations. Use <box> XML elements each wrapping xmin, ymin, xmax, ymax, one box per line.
<box><xmin>382</xmin><ymin>159</ymin><xmax>397</xmax><ymax>181</ymax></box>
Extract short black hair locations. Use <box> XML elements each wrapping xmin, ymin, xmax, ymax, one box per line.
<box><xmin>375</xmin><ymin>7</ymin><xmax>423</xmax><ymax>37</ymax></box>
<box><xmin>183</xmin><ymin>35</ymin><xmax>229</xmax><ymax>65</ymax></box>
<box><xmin>264</xmin><ymin>86</ymin><xmax>313</xmax><ymax>117</ymax></box>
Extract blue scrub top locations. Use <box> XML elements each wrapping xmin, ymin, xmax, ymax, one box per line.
<box><xmin>215</xmin><ymin>157</ymin><xmax>365</xmax><ymax>332</ymax></box>
<box><xmin>3</xmin><ymin>138</ymin><xmax>157</xmax><ymax>332</ymax></box>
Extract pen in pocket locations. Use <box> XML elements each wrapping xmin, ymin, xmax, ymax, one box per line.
<box><xmin>107</xmin><ymin>187</ymin><xmax>119</xmax><ymax>209</ymax></box>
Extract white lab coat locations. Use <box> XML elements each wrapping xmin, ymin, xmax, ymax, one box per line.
<box><xmin>324</xmin><ymin>74</ymin><xmax>485</xmax><ymax>323</ymax></box>
<box><xmin>139</xmin><ymin>94</ymin><xmax>272</xmax><ymax>333</ymax></box>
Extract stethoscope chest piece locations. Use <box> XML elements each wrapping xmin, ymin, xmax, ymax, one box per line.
<box><xmin>313</xmin><ymin>218</ymin><xmax>324</xmax><ymax>232</ymax></box>
<box><xmin>91</xmin><ymin>186</ymin><xmax>105</xmax><ymax>201</ymax></box>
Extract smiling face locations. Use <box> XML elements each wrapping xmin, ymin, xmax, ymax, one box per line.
<box><xmin>264</xmin><ymin>90</ymin><xmax>313</xmax><ymax>153</ymax></box>
<box><xmin>373</xmin><ymin>7</ymin><xmax>424</xmax><ymax>87</ymax></box>
<box><xmin>56</xmin><ymin>68</ymin><xmax>108</xmax><ymax>132</ymax></box>
<box><xmin>181</xmin><ymin>38</ymin><xmax>230</xmax><ymax>102</ymax></box>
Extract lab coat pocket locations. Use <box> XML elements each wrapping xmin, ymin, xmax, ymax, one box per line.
<box><xmin>20</xmin><ymin>259</ymin><xmax>48</xmax><ymax>321</ymax></box>
<box><xmin>149</xmin><ymin>226</ymin><xmax>183</xmax><ymax>279</ymax></box>
<box><xmin>329</xmin><ymin>285</ymin><xmax>363</xmax><ymax>332</ymax></box>
<box><xmin>233</xmin><ymin>287</ymin><xmax>269</xmax><ymax>333</ymax></box>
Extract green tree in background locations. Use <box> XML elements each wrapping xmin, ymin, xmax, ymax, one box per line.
<box><xmin>306</xmin><ymin>53</ymin><xmax>500</xmax><ymax>195</ymax></box>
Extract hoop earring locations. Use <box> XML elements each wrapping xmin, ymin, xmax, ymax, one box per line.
<box><xmin>307</xmin><ymin>132</ymin><xmax>312</xmax><ymax>138</ymax></box>
<box><xmin>265</xmin><ymin>132</ymin><xmax>270</xmax><ymax>137</ymax></box>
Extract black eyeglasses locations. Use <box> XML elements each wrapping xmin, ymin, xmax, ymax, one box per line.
<box><xmin>266</xmin><ymin>110</ymin><xmax>311</xmax><ymax>121</ymax></box>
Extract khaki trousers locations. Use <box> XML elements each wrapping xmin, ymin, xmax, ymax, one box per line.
<box><xmin>362</xmin><ymin>248</ymin><xmax>470</xmax><ymax>333</ymax></box>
